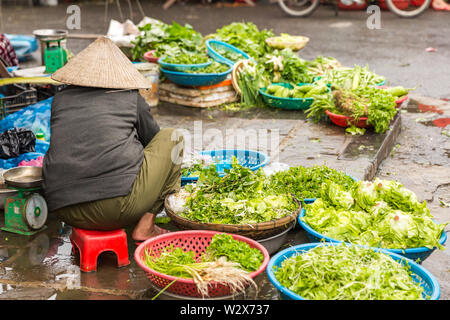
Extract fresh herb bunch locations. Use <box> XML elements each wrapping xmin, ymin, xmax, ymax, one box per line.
<box><xmin>262</xmin><ymin>49</ymin><xmax>313</xmax><ymax>85</ymax></box>
<box><xmin>183</xmin><ymin>61</ymin><xmax>230</xmax><ymax>74</ymax></box>
<box><xmin>355</xmin><ymin>86</ymin><xmax>398</xmax><ymax>133</ymax></box>
<box><xmin>211</xmin><ymin>22</ymin><xmax>274</xmax><ymax>59</ymax></box>
<box><xmin>305</xmin><ymin>85</ymin><xmax>398</xmax><ymax>134</ymax></box>
<box><xmin>273</xmin><ymin>244</ymin><xmax>425</xmax><ymax>300</ymax></box>
<box><xmin>269</xmin><ymin>165</ymin><xmax>356</xmax><ymax>201</ymax></box>
<box><xmin>131</xmin><ymin>21</ymin><xmax>203</xmax><ymax>61</ymax></box>
<box><xmin>215</xmin><ymin>47</ymin><xmax>247</xmax><ymax>63</ymax></box>
<box><xmin>181</xmin><ymin>163</ymin><xmax>207</xmax><ymax>178</ymax></box>
<box><xmin>304</xmin><ymin>90</ymin><xmax>337</xmax><ymax>122</ymax></box>
<box><xmin>181</xmin><ymin>154</ymin><xmax>215</xmax><ymax>178</ymax></box>
<box><xmin>180</xmin><ymin>158</ymin><xmax>298</xmax><ymax>225</ymax></box>
<box><xmin>304</xmin><ymin>56</ymin><xmax>342</xmax><ymax>78</ymax></box>
<box><xmin>144</xmin><ymin>245</ymin><xmax>197</xmax><ymax>279</ymax></box>
<box><xmin>144</xmin><ymin>234</ymin><xmax>263</xmax><ymax>277</ymax></box>
<box><xmin>163</xmin><ymin>52</ymin><xmax>210</xmax><ymax>65</ymax></box>
<box><xmin>202</xmin><ymin>234</ymin><xmax>264</xmax><ymax>272</ymax></box>
<box><xmin>237</xmin><ymin>60</ymin><xmax>269</xmax><ymax>108</ymax></box>
<box><xmin>143</xmin><ymin>234</ymin><xmax>260</xmax><ymax>297</ymax></box>
<box><xmin>301</xmin><ymin>179</ymin><xmax>447</xmax><ymax>250</ymax></box>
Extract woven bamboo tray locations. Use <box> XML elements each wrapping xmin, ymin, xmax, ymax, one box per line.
<box><xmin>164</xmin><ymin>195</ymin><xmax>301</xmax><ymax>240</ymax></box>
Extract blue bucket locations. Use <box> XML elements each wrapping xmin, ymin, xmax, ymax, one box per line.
<box><xmin>267</xmin><ymin>242</ymin><xmax>441</xmax><ymax>300</ymax></box>
<box><xmin>160</xmin><ymin>66</ymin><xmax>232</xmax><ymax>87</ymax></box>
<box><xmin>181</xmin><ymin>149</ymin><xmax>270</xmax><ymax>186</ymax></box>
<box><xmin>205</xmin><ymin>39</ymin><xmax>251</xmax><ymax>67</ymax></box>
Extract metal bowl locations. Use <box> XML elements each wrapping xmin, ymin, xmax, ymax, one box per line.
<box><xmin>257</xmin><ymin>222</ymin><xmax>294</xmax><ymax>255</ymax></box>
<box><xmin>32</xmin><ymin>29</ymin><xmax>68</xmax><ymax>41</ymax></box>
<box><xmin>3</xmin><ymin>166</ymin><xmax>43</xmax><ymax>189</ymax></box>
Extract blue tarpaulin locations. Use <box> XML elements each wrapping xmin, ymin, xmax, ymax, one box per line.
<box><xmin>4</xmin><ymin>34</ymin><xmax>39</xmax><ymax>62</ymax></box>
<box><xmin>0</xmin><ymin>97</ymin><xmax>52</xmax><ymax>169</ymax></box>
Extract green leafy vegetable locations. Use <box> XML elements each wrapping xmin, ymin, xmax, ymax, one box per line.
<box><xmin>321</xmin><ymin>65</ymin><xmax>386</xmax><ymax>90</ymax></box>
<box><xmin>163</xmin><ymin>52</ymin><xmax>210</xmax><ymax>65</ymax></box>
<box><xmin>262</xmin><ymin>48</ymin><xmax>313</xmax><ymax>84</ymax></box>
<box><xmin>203</xmin><ymin>234</ymin><xmax>264</xmax><ymax>272</ymax></box>
<box><xmin>269</xmin><ymin>165</ymin><xmax>356</xmax><ymax>201</ymax></box>
<box><xmin>211</xmin><ymin>22</ymin><xmax>274</xmax><ymax>59</ymax></box>
<box><xmin>131</xmin><ymin>20</ymin><xmax>203</xmax><ymax>61</ymax></box>
<box><xmin>273</xmin><ymin>244</ymin><xmax>426</xmax><ymax>300</ymax></box>
<box><xmin>237</xmin><ymin>60</ymin><xmax>269</xmax><ymax>108</ymax></box>
<box><xmin>143</xmin><ymin>233</ymin><xmax>260</xmax><ymax>297</ymax></box>
<box><xmin>306</xmin><ymin>85</ymin><xmax>398</xmax><ymax>134</ymax></box>
<box><xmin>182</xmin><ymin>61</ymin><xmax>230</xmax><ymax>74</ymax></box>
<box><xmin>179</xmin><ymin>157</ymin><xmax>298</xmax><ymax>225</ymax></box>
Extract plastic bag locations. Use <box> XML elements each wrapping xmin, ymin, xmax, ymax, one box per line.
<box><xmin>0</xmin><ymin>127</ymin><xmax>35</xmax><ymax>159</ymax></box>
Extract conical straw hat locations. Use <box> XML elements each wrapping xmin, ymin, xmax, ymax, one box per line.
<box><xmin>51</xmin><ymin>36</ymin><xmax>150</xmax><ymax>89</ymax></box>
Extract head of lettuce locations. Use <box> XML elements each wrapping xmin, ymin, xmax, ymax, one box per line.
<box><xmin>43</xmin><ymin>37</ymin><xmax>183</xmax><ymax>242</ymax></box>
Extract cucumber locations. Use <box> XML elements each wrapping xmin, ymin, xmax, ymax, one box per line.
<box><xmin>304</xmin><ymin>85</ymin><xmax>327</xmax><ymax>98</ymax></box>
<box><xmin>297</xmin><ymin>84</ymin><xmax>316</xmax><ymax>93</ymax></box>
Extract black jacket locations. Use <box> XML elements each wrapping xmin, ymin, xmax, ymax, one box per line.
<box><xmin>42</xmin><ymin>86</ymin><xmax>160</xmax><ymax>211</ymax></box>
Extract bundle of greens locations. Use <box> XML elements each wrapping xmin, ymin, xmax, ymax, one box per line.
<box><xmin>131</xmin><ymin>21</ymin><xmax>203</xmax><ymax>61</ymax></box>
<box><xmin>236</xmin><ymin>60</ymin><xmax>269</xmax><ymax>108</ymax></box>
<box><xmin>273</xmin><ymin>244</ymin><xmax>426</xmax><ymax>300</ymax></box>
<box><xmin>143</xmin><ymin>233</ymin><xmax>262</xmax><ymax>297</ymax></box>
<box><xmin>320</xmin><ymin>65</ymin><xmax>386</xmax><ymax>90</ymax></box>
<box><xmin>264</xmin><ymin>83</ymin><xmax>328</xmax><ymax>99</ymax></box>
<box><xmin>211</xmin><ymin>22</ymin><xmax>274</xmax><ymax>59</ymax></box>
<box><xmin>304</xmin><ymin>56</ymin><xmax>342</xmax><ymax>77</ymax></box>
<box><xmin>163</xmin><ymin>52</ymin><xmax>210</xmax><ymax>65</ymax></box>
<box><xmin>306</xmin><ymin>85</ymin><xmax>399</xmax><ymax>134</ymax></box>
<box><xmin>181</xmin><ymin>154</ymin><xmax>214</xmax><ymax>178</ymax></box>
<box><xmin>178</xmin><ymin>158</ymin><xmax>298</xmax><ymax>225</ymax></box>
<box><xmin>269</xmin><ymin>165</ymin><xmax>356</xmax><ymax>202</ymax></box>
<box><xmin>182</xmin><ymin>61</ymin><xmax>230</xmax><ymax>74</ymax></box>
<box><xmin>261</xmin><ymin>48</ymin><xmax>313</xmax><ymax>85</ymax></box>
<box><xmin>215</xmin><ymin>47</ymin><xmax>247</xmax><ymax>64</ymax></box>
<box><xmin>301</xmin><ymin>179</ymin><xmax>447</xmax><ymax>250</ymax></box>
<box><xmin>203</xmin><ymin>234</ymin><xmax>264</xmax><ymax>272</ymax></box>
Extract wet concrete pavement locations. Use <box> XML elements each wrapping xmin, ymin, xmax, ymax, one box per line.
<box><xmin>0</xmin><ymin>1</ymin><xmax>449</xmax><ymax>300</ymax></box>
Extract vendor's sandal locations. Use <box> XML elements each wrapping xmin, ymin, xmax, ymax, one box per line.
<box><xmin>134</xmin><ymin>227</ymin><xmax>171</xmax><ymax>246</ymax></box>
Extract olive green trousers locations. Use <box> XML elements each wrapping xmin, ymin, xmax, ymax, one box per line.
<box><xmin>54</xmin><ymin>128</ymin><xmax>183</xmax><ymax>230</ymax></box>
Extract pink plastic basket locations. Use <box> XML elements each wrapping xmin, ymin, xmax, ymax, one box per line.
<box><xmin>143</xmin><ymin>50</ymin><xmax>159</xmax><ymax>63</ymax></box>
<box><xmin>134</xmin><ymin>230</ymin><xmax>270</xmax><ymax>298</ymax></box>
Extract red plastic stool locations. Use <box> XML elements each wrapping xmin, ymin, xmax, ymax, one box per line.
<box><xmin>70</xmin><ymin>228</ymin><xmax>130</xmax><ymax>272</ymax></box>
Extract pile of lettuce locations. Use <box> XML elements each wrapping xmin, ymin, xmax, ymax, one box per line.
<box><xmin>273</xmin><ymin>243</ymin><xmax>426</xmax><ymax>300</ymax></box>
<box><xmin>301</xmin><ymin>179</ymin><xmax>447</xmax><ymax>250</ymax></box>
<box><xmin>131</xmin><ymin>20</ymin><xmax>203</xmax><ymax>61</ymax></box>
<box><xmin>177</xmin><ymin>158</ymin><xmax>298</xmax><ymax>225</ymax></box>
<box><xmin>210</xmin><ymin>22</ymin><xmax>274</xmax><ymax>60</ymax></box>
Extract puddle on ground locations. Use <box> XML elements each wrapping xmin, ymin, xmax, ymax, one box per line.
<box><xmin>403</xmin><ymin>100</ymin><xmax>449</xmax><ymax>128</ymax></box>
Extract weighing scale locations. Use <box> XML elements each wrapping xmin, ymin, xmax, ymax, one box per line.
<box><xmin>32</xmin><ymin>29</ymin><xmax>69</xmax><ymax>74</ymax></box>
<box><xmin>1</xmin><ymin>166</ymin><xmax>48</xmax><ymax>236</ymax></box>
<box><xmin>42</xmin><ymin>38</ymin><xmax>68</xmax><ymax>74</ymax></box>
